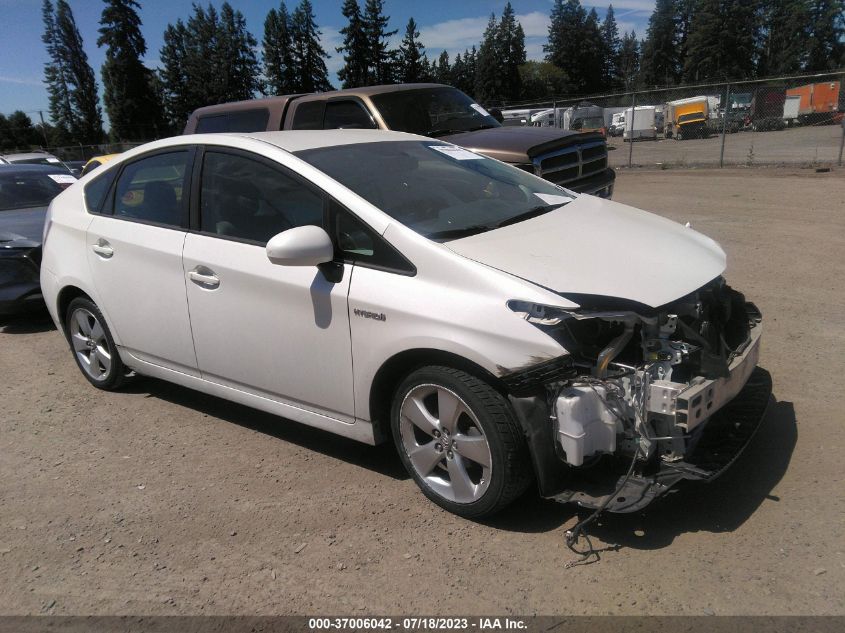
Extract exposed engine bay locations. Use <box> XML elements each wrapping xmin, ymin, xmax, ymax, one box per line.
<box><xmin>503</xmin><ymin>277</ymin><xmax>771</xmax><ymax>513</ymax></box>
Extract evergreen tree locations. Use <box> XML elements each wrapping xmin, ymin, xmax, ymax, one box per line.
<box><xmin>617</xmin><ymin>30</ymin><xmax>640</xmax><ymax>90</ymax></box>
<box><xmin>806</xmin><ymin>0</ymin><xmax>845</xmax><ymax>70</ymax></box>
<box><xmin>263</xmin><ymin>3</ymin><xmax>297</xmax><ymax>95</ymax></box>
<box><xmin>42</xmin><ymin>0</ymin><xmax>73</xmax><ymax>143</ymax></box>
<box><xmin>499</xmin><ymin>3</ymin><xmax>526</xmax><ymax>101</ymax></box>
<box><xmin>518</xmin><ymin>60</ymin><xmax>570</xmax><ymax>100</ymax></box>
<box><xmin>451</xmin><ymin>53</ymin><xmax>467</xmax><ymax>92</ymax></box>
<box><xmin>216</xmin><ymin>3</ymin><xmax>262</xmax><ymax>101</ymax></box>
<box><xmin>544</xmin><ymin>0</ymin><xmax>588</xmax><ymax>92</ymax></box>
<box><xmin>159</xmin><ymin>18</ymin><xmax>191</xmax><ymax>130</ymax></box>
<box><xmin>397</xmin><ymin>17</ymin><xmax>426</xmax><ymax>83</ymax></box>
<box><xmin>638</xmin><ymin>0</ymin><xmax>682</xmax><ymax>87</ymax></box>
<box><xmin>464</xmin><ymin>46</ymin><xmax>477</xmax><ymax>88</ymax></box>
<box><xmin>337</xmin><ymin>0</ymin><xmax>370</xmax><ymax>87</ymax></box>
<box><xmin>758</xmin><ymin>0</ymin><xmax>811</xmax><ymax>75</ymax></box>
<box><xmin>676</xmin><ymin>0</ymin><xmax>695</xmax><ymax>81</ymax></box>
<box><xmin>683</xmin><ymin>0</ymin><xmax>760</xmax><ymax>82</ymax></box>
<box><xmin>98</xmin><ymin>0</ymin><xmax>164</xmax><ymax>141</ymax></box>
<box><xmin>600</xmin><ymin>5</ymin><xmax>622</xmax><ymax>90</ymax></box>
<box><xmin>290</xmin><ymin>0</ymin><xmax>333</xmax><ymax>92</ymax></box>
<box><xmin>362</xmin><ymin>0</ymin><xmax>397</xmax><ymax>84</ymax></box>
<box><xmin>434</xmin><ymin>50</ymin><xmax>451</xmax><ymax>84</ymax></box>
<box><xmin>55</xmin><ymin>0</ymin><xmax>104</xmax><ymax>143</ymax></box>
<box><xmin>581</xmin><ymin>8</ymin><xmax>605</xmax><ymax>94</ymax></box>
<box><xmin>0</xmin><ymin>112</ymin><xmax>41</xmax><ymax>150</ymax></box>
<box><xmin>475</xmin><ymin>14</ymin><xmax>505</xmax><ymax>103</ymax></box>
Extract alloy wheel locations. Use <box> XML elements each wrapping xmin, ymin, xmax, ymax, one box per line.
<box><xmin>69</xmin><ymin>307</ymin><xmax>112</xmax><ymax>381</ymax></box>
<box><xmin>398</xmin><ymin>384</ymin><xmax>493</xmax><ymax>504</ymax></box>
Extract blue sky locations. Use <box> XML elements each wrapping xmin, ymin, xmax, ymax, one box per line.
<box><xmin>0</xmin><ymin>0</ymin><xmax>655</xmax><ymax>124</ymax></box>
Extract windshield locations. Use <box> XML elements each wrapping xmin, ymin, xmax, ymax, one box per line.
<box><xmin>370</xmin><ymin>87</ymin><xmax>501</xmax><ymax>137</ymax></box>
<box><xmin>0</xmin><ymin>172</ymin><xmax>65</xmax><ymax>211</ymax></box>
<box><xmin>296</xmin><ymin>141</ymin><xmax>574</xmax><ymax>241</ymax></box>
<box><xmin>573</xmin><ymin>116</ymin><xmax>605</xmax><ymax>129</ymax></box>
<box><xmin>679</xmin><ymin>112</ymin><xmax>705</xmax><ymax>123</ymax></box>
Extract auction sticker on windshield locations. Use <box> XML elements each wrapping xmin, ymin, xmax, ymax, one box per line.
<box><xmin>429</xmin><ymin>145</ymin><xmax>483</xmax><ymax>160</ymax></box>
<box><xmin>48</xmin><ymin>174</ymin><xmax>77</xmax><ymax>184</ymax></box>
<box><xmin>470</xmin><ymin>103</ymin><xmax>491</xmax><ymax>117</ymax></box>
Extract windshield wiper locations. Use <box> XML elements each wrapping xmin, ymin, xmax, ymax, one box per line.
<box><xmin>495</xmin><ymin>203</ymin><xmax>568</xmax><ymax>229</ymax></box>
<box><xmin>425</xmin><ymin>225</ymin><xmax>494</xmax><ymax>241</ymax></box>
<box><xmin>425</xmin><ymin>129</ymin><xmax>467</xmax><ymax>137</ymax></box>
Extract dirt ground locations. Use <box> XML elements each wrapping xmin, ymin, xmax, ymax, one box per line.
<box><xmin>1</xmin><ymin>167</ymin><xmax>844</xmax><ymax>616</ymax></box>
<box><xmin>607</xmin><ymin>124</ymin><xmax>845</xmax><ymax>168</ymax></box>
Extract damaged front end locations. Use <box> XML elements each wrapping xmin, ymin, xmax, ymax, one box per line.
<box><xmin>503</xmin><ymin>277</ymin><xmax>771</xmax><ymax>512</ymax></box>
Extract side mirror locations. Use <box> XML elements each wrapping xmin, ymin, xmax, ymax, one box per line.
<box><xmin>266</xmin><ymin>225</ymin><xmax>334</xmax><ymax>267</ymax></box>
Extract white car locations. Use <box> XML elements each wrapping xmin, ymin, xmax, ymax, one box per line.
<box><xmin>40</xmin><ymin>130</ymin><xmax>770</xmax><ymax>518</ymax></box>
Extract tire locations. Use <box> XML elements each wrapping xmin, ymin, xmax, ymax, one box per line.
<box><xmin>65</xmin><ymin>297</ymin><xmax>127</xmax><ymax>390</ymax></box>
<box><xmin>390</xmin><ymin>366</ymin><xmax>533</xmax><ymax>518</ymax></box>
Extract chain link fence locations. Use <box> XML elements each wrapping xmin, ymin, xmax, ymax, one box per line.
<box><xmin>499</xmin><ymin>71</ymin><xmax>845</xmax><ymax>169</ymax></box>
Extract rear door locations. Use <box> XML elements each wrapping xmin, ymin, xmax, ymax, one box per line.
<box><xmin>181</xmin><ymin>147</ymin><xmax>355</xmax><ymax>421</ymax></box>
<box><xmin>85</xmin><ymin>148</ymin><xmax>198</xmax><ymax>374</ymax></box>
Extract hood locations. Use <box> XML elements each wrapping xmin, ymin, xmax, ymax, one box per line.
<box><xmin>445</xmin><ymin>195</ymin><xmax>726</xmax><ymax>309</ymax></box>
<box><xmin>441</xmin><ymin>126</ymin><xmax>596</xmax><ymax>164</ymax></box>
<box><xmin>0</xmin><ymin>206</ymin><xmax>48</xmax><ymax>247</ymax></box>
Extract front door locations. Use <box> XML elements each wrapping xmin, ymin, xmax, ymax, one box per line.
<box><xmin>182</xmin><ymin>148</ymin><xmax>355</xmax><ymax>422</ymax></box>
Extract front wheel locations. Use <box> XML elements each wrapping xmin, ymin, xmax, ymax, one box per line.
<box><xmin>390</xmin><ymin>366</ymin><xmax>533</xmax><ymax>518</ymax></box>
<box><xmin>65</xmin><ymin>297</ymin><xmax>127</xmax><ymax>390</ymax></box>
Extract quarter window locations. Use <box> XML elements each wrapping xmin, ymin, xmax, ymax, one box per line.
<box><xmin>324</xmin><ymin>101</ymin><xmax>377</xmax><ymax>129</ymax></box>
<box><xmin>331</xmin><ymin>201</ymin><xmax>415</xmax><ymax>275</ymax></box>
<box><xmin>200</xmin><ymin>151</ymin><xmax>324</xmax><ymax>244</ymax></box>
<box><xmin>83</xmin><ymin>170</ymin><xmax>114</xmax><ymax>214</ymax></box>
<box><xmin>112</xmin><ymin>151</ymin><xmax>189</xmax><ymax>226</ymax></box>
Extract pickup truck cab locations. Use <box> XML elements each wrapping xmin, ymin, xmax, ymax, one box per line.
<box><xmin>183</xmin><ymin>84</ymin><xmax>615</xmax><ymax>198</ymax></box>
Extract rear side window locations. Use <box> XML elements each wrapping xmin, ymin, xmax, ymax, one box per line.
<box><xmin>291</xmin><ymin>101</ymin><xmax>325</xmax><ymax>130</ymax></box>
<box><xmin>200</xmin><ymin>150</ymin><xmax>324</xmax><ymax>244</ymax></box>
<box><xmin>112</xmin><ymin>151</ymin><xmax>189</xmax><ymax>226</ymax></box>
<box><xmin>195</xmin><ymin>109</ymin><xmax>269</xmax><ymax>133</ymax></box>
<box><xmin>83</xmin><ymin>170</ymin><xmax>114</xmax><ymax>214</ymax></box>
<box><xmin>324</xmin><ymin>101</ymin><xmax>377</xmax><ymax>129</ymax></box>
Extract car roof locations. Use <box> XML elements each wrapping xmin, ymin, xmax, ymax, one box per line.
<box><xmin>0</xmin><ymin>163</ymin><xmax>73</xmax><ymax>176</ymax></box>
<box><xmin>185</xmin><ymin>129</ymin><xmax>427</xmax><ymax>153</ymax></box>
<box><xmin>1</xmin><ymin>151</ymin><xmax>60</xmax><ymax>161</ymax></box>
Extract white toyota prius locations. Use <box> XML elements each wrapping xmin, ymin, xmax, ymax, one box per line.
<box><xmin>40</xmin><ymin>130</ymin><xmax>770</xmax><ymax>518</ymax></box>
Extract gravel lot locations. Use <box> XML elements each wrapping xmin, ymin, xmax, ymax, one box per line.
<box><xmin>608</xmin><ymin>124</ymin><xmax>845</xmax><ymax>168</ymax></box>
<box><xmin>1</xmin><ymin>167</ymin><xmax>844</xmax><ymax>616</ymax></box>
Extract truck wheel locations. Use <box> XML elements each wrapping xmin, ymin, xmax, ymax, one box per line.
<box><xmin>390</xmin><ymin>366</ymin><xmax>533</xmax><ymax>518</ymax></box>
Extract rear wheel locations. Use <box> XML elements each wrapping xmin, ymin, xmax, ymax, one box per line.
<box><xmin>390</xmin><ymin>366</ymin><xmax>532</xmax><ymax>518</ymax></box>
<box><xmin>65</xmin><ymin>297</ymin><xmax>127</xmax><ymax>390</ymax></box>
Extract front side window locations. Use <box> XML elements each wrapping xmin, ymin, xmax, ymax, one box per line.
<box><xmin>324</xmin><ymin>101</ymin><xmax>377</xmax><ymax>129</ymax></box>
<box><xmin>112</xmin><ymin>151</ymin><xmax>189</xmax><ymax>226</ymax></box>
<box><xmin>200</xmin><ymin>150</ymin><xmax>324</xmax><ymax>244</ymax></box>
<box><xmin>296</xmin><ymin>141</ymin><xmax>574</xmax><ymax>242</ymax></box>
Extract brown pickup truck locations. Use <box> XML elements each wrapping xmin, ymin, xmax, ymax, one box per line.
<box><xmin>183</xmin><ymin>84</ymin><xmax>615</xmax><ymax>198</ymax></box>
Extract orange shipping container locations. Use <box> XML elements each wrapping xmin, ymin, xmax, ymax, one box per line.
<box><xmin>786</xmin><ymin>81</ymin><xmax>841</xmax><ymax>115</ymax></box>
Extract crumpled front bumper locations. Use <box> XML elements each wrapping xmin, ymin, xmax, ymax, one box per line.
<box><xmin>551</xmin><ymin>366</ymin><xmax>772</xmax><ymax>512</ymax></box>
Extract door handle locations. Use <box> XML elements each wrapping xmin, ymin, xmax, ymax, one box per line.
<box><xmin>91</xmin><ymin>239</ymin><xmax>113</xmax><ymax>258</ymax></box>
<box><xmin>189</xmin><ymin>267</ymin><xmax>220</xmax><ymax>289</ymax></box>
